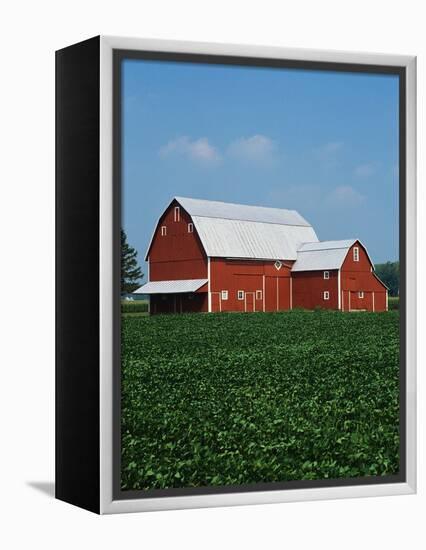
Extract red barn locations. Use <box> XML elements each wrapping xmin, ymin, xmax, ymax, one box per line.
<box><xmin>136</xmin><ymin>197</ymin><xmax>388</xmax><ymax>313</ymax></box>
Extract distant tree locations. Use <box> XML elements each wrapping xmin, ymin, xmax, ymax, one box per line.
<box><xmin>374</xmin><ymin>261</ymin><xmax>399</xmax><ymax>297</ymax></box>
<box><xmin>121</xmin><ymin>229</ymin><xmax>143</xmax><ymax>294</ymax></box>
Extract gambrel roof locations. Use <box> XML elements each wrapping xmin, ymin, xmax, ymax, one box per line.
<box><xmin>168</xmin><ymin>197</ymin><xmax>319</xmax><ymax>261</ymax></box>
<box><xmin>292</xmin><ymin>239</ymin><xmax>374</xmax><ymax>271</ymax></box>
<box><xmin>175</xmin><ymin>196</ymin><xmax>312</xmax><ymax>226</ymax></box>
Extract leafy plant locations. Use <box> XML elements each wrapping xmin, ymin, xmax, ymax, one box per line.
<box><xmin>388</xmin><ymin>297</ymin><xmax>399</xmax><ymax>310</ymax></box>
<box><xmin>121</xmin><ymin>300</ymin><xmax>149</xmax><ymax>314</ymax></box>
<box><xmin>121</xmin><ymin>310</ymin><xmax>400</xmax><ymax>490</ymax></box>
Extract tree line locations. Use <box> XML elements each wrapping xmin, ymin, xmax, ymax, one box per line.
<box><xmin>121</xmin><ymin>229</ymin><xmax>144</xmax><ymax>294</ymax></box>
<box><xmin>374</xmin><ymin>261</ymin><xmax>399</xmax><ymax>297</ymax></box>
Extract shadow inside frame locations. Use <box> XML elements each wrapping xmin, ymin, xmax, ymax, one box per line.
<box><xmin>112</xmin><ymin>47</ymin><xmax>407</xmax><ymax>501</ymax></box>
<box><xmin>119</xmin><ymin>472</ymin><xmax>404</xmax><ymax>501</ymax></box>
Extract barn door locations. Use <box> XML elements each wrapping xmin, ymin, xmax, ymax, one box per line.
<box><xmin>349</xmin><ymin>291</ymin><xmax>371</xmax><ymax>311</ymax></box>
<box><xmin>245</xmin><ymin>292</ymin><xmax>255</xmax><ymax>312</ymax></box>
<box><xmin>278</xmin><ymin>277</ymin><xmax>290</xmax><ymax>310</ymax></box>
<box><xmin>211</xmin><ymin>292</ymin><xmax>221</xmax><ymax>312</ymax></box>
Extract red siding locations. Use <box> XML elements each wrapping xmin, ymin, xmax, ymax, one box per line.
<box><xmin>148</xmin><ymin>200</ymin><xmax>207</xmax><ymax>281</ymax></box>
<box><xmin>292</xmin><ymin>270</ymin><xmax>339</xmax><ymax>310</ymax></box>
<box><xmin>210</xmin><ymin>258</ymin><xmax>292</xmax><ymax>312</ymax></box>
<box><xmin>264</xmin><ymin>276</ymin><xmax>291</xmax><ymax>312</ymax></box>
<box><xmin>372</xmin><ymin>290</ymin><xmax>387</xmax><ymax>312</ymax></box>
<box><xmin>341</xmin><ymin>290</ymin><xmax>387</xmax><ymax>312</ymax></box>
<box><xmin>342</xmin><ymin>291</ymin><xmax>373</xmax><ymax>311</ymax></box>
<box><xmin>341</xmin><ymin>242</ymin><xmax>388</xmax><ymax>312</ymax></box>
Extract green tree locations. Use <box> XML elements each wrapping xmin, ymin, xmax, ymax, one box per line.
<box><xmin>121</xmin><ymin>229</ymin><xmax>143</xmax><ymax>294</ymax></box>
<box><xmin>374</xmin><ymin>261</ymin><xmax>399</xmax><ymax>297</ymax></box>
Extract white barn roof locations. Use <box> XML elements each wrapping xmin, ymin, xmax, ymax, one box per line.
<box><xmin>174</xmin><ymin>197</ymin><xmax>318</xmax><ymax>260</ymax></box>
<box><xmin>176</xmin><ymin>196</ymin><xmax>312</xmax><ymax>226</ymax></box>
<box><xmin>135</xmin><ymin>278</ymin><xmax>208</xmax><ymax>294</ymax></box>
<box><xmin>292</xmin><ymin>239</ymin><xmax>371</xmax><ymax>272</ymax></box>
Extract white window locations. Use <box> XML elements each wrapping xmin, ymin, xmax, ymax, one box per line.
<box><xmin>256</xmin><ymin>290</ymin><xmax>263</xmax><ymax>301</ymax></box>
<box><xmin>187</xmin><ymin>223</ymin><xmax>193</xmax><ymax>233</ymax></box>
<box><xmin>221</xmin><ymin>290</ymin><xmax>228</xmax><ymax>301</ymax></box>
<box><xmin>358</xmin><ymin>291</ymin><xmax>364</xmax><ymax>299</ymax></box>
<box><xmin>323</xmin><ymin>271</ymin><xmax>329</xmax><ymax>280</ymax></box>
<box><xmin>174</xmin><ymin>206</ymin><xmax>180</xmax><ymax>222</ymax></box>
<box><xmin>323</xmin><ymin>291</ymin><xmax>330</xmax><ymax>301</ymax></box>
<box><xmin>161</xmin><ymin>225</ymin><xmax>167</xmax><ymax>236</ymax></box>
<box><xmin>353</xmin><ymin>246</ymin><xmax>359</xmax><ymax>262</ymax></box>
<box><xmin>237</xmin><ymin>290</ymin><xmax>244</xmax><ymax>300</ymax></box>
<box><xmin>274</xmin><ymin>260</ymin><xmax>282</xmax><ymax>271</ymax></box>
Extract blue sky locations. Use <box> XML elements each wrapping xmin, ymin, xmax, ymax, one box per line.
<box><xmin>122</xmin><ymin>58</ymin><xmax>399</xmax><ymax>277</ymax></box>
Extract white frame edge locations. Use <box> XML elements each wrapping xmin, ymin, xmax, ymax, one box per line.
<box><xmin>99</xmin><ymin>35</ymin><xmax>416</xmax><ymax>514</ymax></box>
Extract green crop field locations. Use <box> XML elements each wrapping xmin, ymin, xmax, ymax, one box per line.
<box><xmin>121</xmin><ymin>310</ymin><xmax>400</xmax><ymax>491</ymax></box>
<box><xmin>121</xmin><ymin>300</ymin><xmax>149</xmax><ymax>314</ymax></box>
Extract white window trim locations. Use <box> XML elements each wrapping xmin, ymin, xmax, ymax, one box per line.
<box><xmin>358</xmin><ymin>291</ymin><xmax>364</xmax><ymax>299</ymax></box>
<box><xmin>323</xmin><ymin>291</ymin><xmax>330</xmax><ymax>301</ymax></box>
<box><xmin>187</xmin><ymin>222</ymin><xmax>193</xmax><ymax>233</ymax></box>
<box><xmin>353</xmin><ymin>246</ymin><xmax>359</xmax><ymax>262</ymax></box>
<box><xmin>256</xmin><ymin>290</ymin><xmax>263</xmax><ymax>300</ymax></box>
<box><xmin>274</xmin><ymin>260</ymin><xmax>282</xmax><ymax>271</ymax></box>
<box><xmin>221</xmin><ymin>290</ymin><xmax>228</xmax><ymax>301</ymax></box>
<box><xmin>237</xmin><ymin>290</ymin><xmax>244</xmax><ymax>301</ymax></box>
<box><xmin>324</xmin><ymin>271</ymin><xmax>329</xmax><ymax>280</ymax></box>
<box><xmin>174</xmin><ymin>206</ymin><xmax>180</xmax><ymax>222</ymax></box>
<box><xmin>161</xmin><ymin>225</ymin><xmax>167</xmax><ymax>236</ymax></box>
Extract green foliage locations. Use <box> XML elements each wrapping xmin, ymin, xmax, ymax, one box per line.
<box><xmin>121</xmin><ymin>300</ymin><xmax>149</xmax><ymax>313</ymax></box>
<box><xmin>121</xmin><ymin>310</ymin><xmax>400</xmax><ymax>490</ymax></box>
<box><xmin>375</xmin><ymin>261</ymin><xmax>399</xmax><ymax>297</ymax></box>
<box><xmin>388</xmin><ymin>297</ymin><xmax>399</xmax><ymax>310</ymax></box>
<box><xmin>121</xmin><ymin>229</ymin><xmax>143</xmax><ymax>294</ymax></box>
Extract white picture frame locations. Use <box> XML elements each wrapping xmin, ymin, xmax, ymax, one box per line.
<box><xmin>56</xmin><ymin>35</ymin><xmax>417</xmax><ymax>514</ymax></box>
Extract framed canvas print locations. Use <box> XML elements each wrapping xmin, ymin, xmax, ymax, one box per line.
<box><xmin>55</xmin><ymin>36</ymin><xmax>417</xmax><ymax>514</ymax></box>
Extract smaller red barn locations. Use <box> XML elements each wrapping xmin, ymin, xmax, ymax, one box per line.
<box><xmin>292</xmin><ymin>240</ymin><xmax>388</xmax><ymax>312</ymax></box>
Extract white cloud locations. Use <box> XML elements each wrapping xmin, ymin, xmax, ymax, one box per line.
<box><xmin>159</xmin><ymin>136</ymin><xmax>221</xmax><ymax>163</ymax></box>
<box><xmin>354</xmin><ymin>162</ymin><xmax>376</xmax><ymax>178</ymax></box>
<box><xmin>227</xmin><ymin>134</ymin><xmax>276</xmax><ymax>161</ymax></box>
<box><xmin>322</xmin><ymin>141</ymin><xmax>343</xmax><ymax>154</ymax></box>
<box><xmin>314</xmin><ymin>141</ymin><xmax>343</xmax><ymax>159</ymax></box>
<box><xmin>159</xmin><ymin>134</ymin><xmax>277</xmax><ymax>165</ymax></box>
<box><xmin>326</xmin><ymin>185</ymin><xmax>365</xmax><ymax>206</ymax></box>
<box><xmin>268</xmin><ymin>183</ymin><xmax>365</xmax><ymax>213</ymax></box>
<box><xmin>267</xmin><ymin>184</ymin><xmax>321</xmax><ymax>211</ymax></box>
